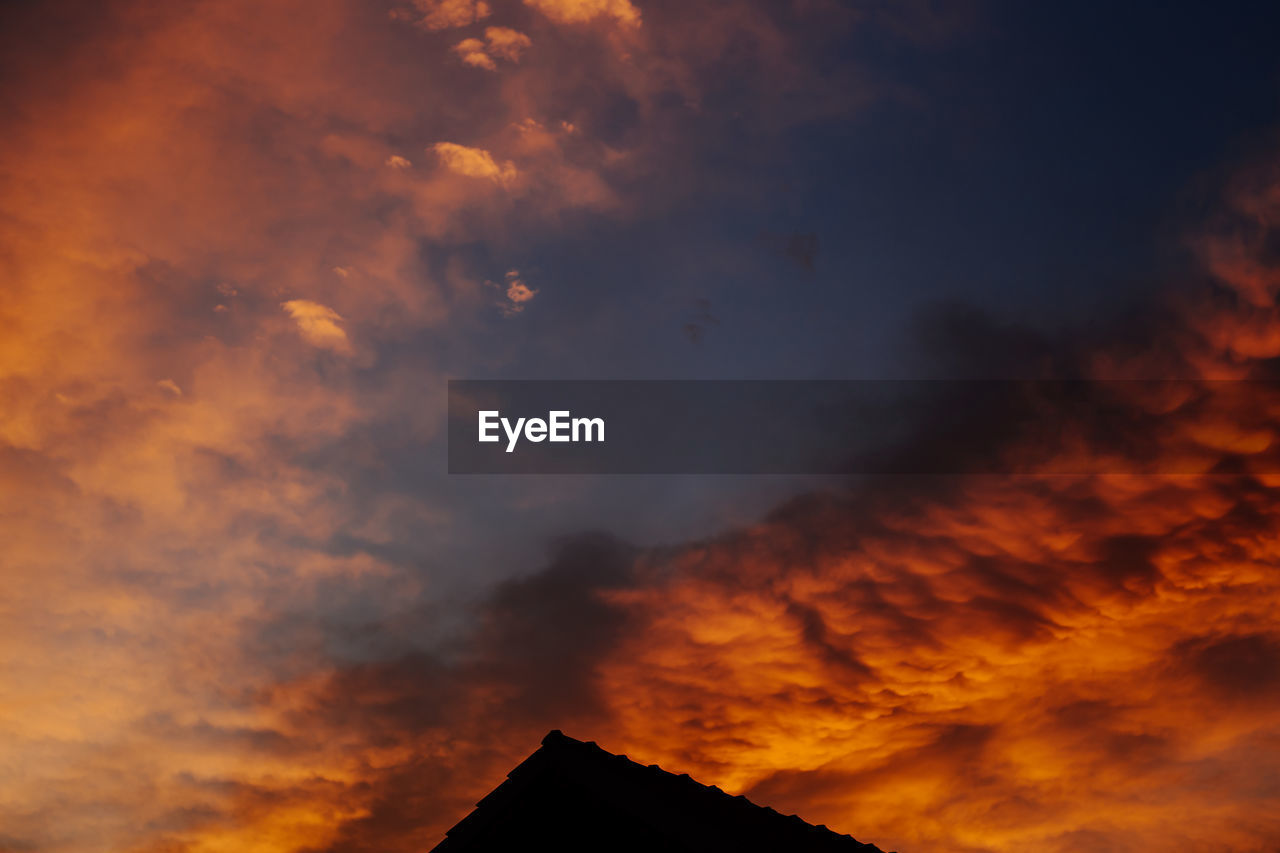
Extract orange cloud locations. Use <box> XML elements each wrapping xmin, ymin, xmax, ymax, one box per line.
<box><xmin>432</xmin><ymin>141</ymin><xmax>519</xmax><ymax>184</ymax></box>
<box><xmin>255</xmin><ymin>155</ymin><xmax>1280</xmax><ymax>853</ymax></box>
<box><xmin>484</xmin><ymin>27</ymin><xmax>533</xmax><ymax>62</ymax></box>
<box><xmin>0</xmin><ymin>0</ymin><xmax>875</xmax><ymax>849</ymax></box>
<box><xmin>524</xmin><ymin>0</ymin><xmax>641</xmax><ymax>28</ymax></box>
<box><xmin>5</xmin><ymin>2</ymin><xmax>1278</xmax><ymax>852</ymax></box>
<box><xmin>394</xmin><ymin>0</ymin><xmax>491</xmax><ymax>31</ymax></box>
<box><xmin>452</xmin><ymin>37</ymin><xmax>497</xmax><ymax>70</ymax></box>
<box><xmin>453</xmin><ymin>28</ymin><xmax>532</xmax><ymax>70</ymax></box>
<box><xmin>495</xmin><ymin>269</ymin><xmax>539</xmax><ymax>315</ymax></box>
<box><xmin>281</xmin><ymin>299</ymin><xmax>353</xmax><ymax>353</ymax></box>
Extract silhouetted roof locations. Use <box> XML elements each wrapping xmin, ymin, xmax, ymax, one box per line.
<box><xmin>431</xmin><ymin>730</ymin><xmax>892</xmax><ymax>853</ymax></box>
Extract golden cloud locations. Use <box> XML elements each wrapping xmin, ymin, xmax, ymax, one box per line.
<box><xmin>431</xmin><ymin>141</ymin><xmax>519</xmax><ymax>184</ymax></box>
<box><xmin>484</xmin><ymin>27</ymin><xmax>533</xmax><ymax>62</ymax></box>
<box><xmin>395</xmin><ymin>0</ymin><xmax>491</xmax><ymax>31</ymax></box>
<box><xmin>281</xmin><ymin>299</ymin><xmax>353</xmax><ymax>353</ymax></box>
<box><xmin>524</xmin><ymin>0</ymin><xmax>641</xmax><ymax>28</ymax></box>
<box><xmin>453</xmin><ymin>29</ymin><xmax>532</xmax><ymax>71</ymax></box>
<box><xmin>452</xmin><ymin>37</ymin><xmax>497</xmax><ymax>70</ymax></box>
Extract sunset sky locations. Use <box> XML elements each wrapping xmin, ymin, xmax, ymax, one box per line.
<box><xmin>4</xmin><ymin>1</ymin><xmax>1280</xmax><ymax>851</ymax></box>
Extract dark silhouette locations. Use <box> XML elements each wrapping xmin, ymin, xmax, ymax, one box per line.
<box><xmin>431</xmin><ymin>731</ymin><xmax>892</xmax><ymax>852</ymax></box>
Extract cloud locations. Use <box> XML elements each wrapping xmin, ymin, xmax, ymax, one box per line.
<box><xmin>484</xmin><ymin>27</ymin><xmax>533</xmax><ymax>62</ymax></box>
<box><xmin>453</xmin><ymin>28</ymin><xmax>532</xmax><ymax>71</ymax></box>
<box><xmin>394</xmin><ymin>0</ymin><xmax>491</xmax><ymax>31</ymax></box>
<box><xmin>281</xmin><ymin>299</ymin><xmax>353</xmax><ymax>353</ymax></box>
<box><xmin>15</xmin><ymin>2</ymin><xmax>1277</xmax><ymax>853</ymax></box>
<box><xmin>491</xmin><ymin>269</ymin><xmax>539</xmax><ymax>315</ymax></box>
<box><xmin>507</xmin><ymin>280</ymin><xmax>538</xmax><ymax>306</ymax></box>
<box><xmin>451</xmin><ymin>37</ymin><xmax>496</xmax><ymax>70</ymax></box>
<box><xmin>262</xmin><ymin>155</ymin><xmax>1280</xmax><ymax>853</ymax></box>
<box><xmin>431</xmin><ymin>141</ymin><xmax>518</xmax><ymax>184</ymax></box>
<box><xmin>0</xmin><ymin>0</ymin><xmax>877</xmax><ymax>849</ymax></box>
<box><xmin>523</xmin><ymin>0</ymin><xmax>641</xmax><ymax>28</ymax></box>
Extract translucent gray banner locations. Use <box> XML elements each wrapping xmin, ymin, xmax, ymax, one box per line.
<box><xmin>447</xmin><ymin>380</ymin><xmax>1279</xmax><ymax>474</ymax></box>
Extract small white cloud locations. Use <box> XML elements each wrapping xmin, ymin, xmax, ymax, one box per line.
<box><xmin>281</xmin><ymin>299</ymin><xmax>352</xmax><ymax>353</ymax></box>
<box><xmin>432</xmin><ymin>142</ymin><xmax>518</xmax><ymax>185</ymax></box>
<box><xmin>157</xmin><ymin>379</ymin><xmax>183</xmax><ymax>397</ymax></box>
<box><xmin>384</xmin><ymin>155</ymin><xmax>412</xmax><ymax>169</ymax></box>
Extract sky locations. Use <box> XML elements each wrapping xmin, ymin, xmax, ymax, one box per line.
<box><xmin>3</xmin><ymin>1</ymin><xmax>1280</xmax><ymax>851</ymax></box>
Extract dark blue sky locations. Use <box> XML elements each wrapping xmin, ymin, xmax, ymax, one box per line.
<box><xmin>453</xmin><ymin>0</ymin><xmax>1280</xmax><ymax>383</ymax></box>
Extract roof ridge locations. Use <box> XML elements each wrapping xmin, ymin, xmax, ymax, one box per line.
<box><xmin>529</xmin><ymin>730</ymin><xmax>889</xmax><ymax>851</ymax></box>
<box><xmin>434</xmin><ymin>730</ymin><xmax>894</xmax><ymax>852</ymax></box>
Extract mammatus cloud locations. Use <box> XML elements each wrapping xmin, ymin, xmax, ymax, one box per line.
<box><xmin>13</xmin><ymin>1</ymin><xmax>1277</xmax><ymax>853</ymax></box>
<box><xmin>282</xmin><ymin>299</ymin><xmax>353</xmax><ymax>353</ymax></box>
<box><xmin>266</xmin><ymin>159</ymin><xmax>1280</xmax><ymax>853</ymax></box>
<box><xmin>432</xmin><ymin>141</ymin><xmax>519</xmax><ymax>185</ymax></box>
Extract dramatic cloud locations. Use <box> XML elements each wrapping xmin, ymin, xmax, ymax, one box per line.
<box><xmin>264</xmin><ymin>158</ymin><xmax>1280</xmax><ymax>853</ymax></box>
<box><xmin>5</xmin><ymin>1</ymin><xmax>1278</xmax><ymax>852</ymax></box>
<box><xmin>0</xmin><ymin>0</ymin><xmax>876</xmax><ymax>845</ymax></box>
